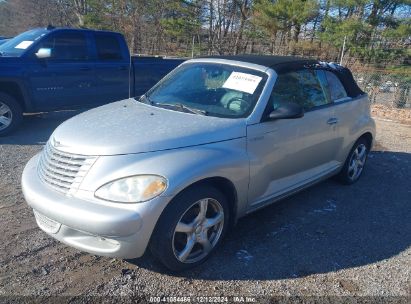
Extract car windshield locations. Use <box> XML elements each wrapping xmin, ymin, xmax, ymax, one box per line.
<box><xmin>141</xmin><ymin>62</ymin><xmax>268</xmax><ymax>118</ymax></box>
<box><xmin>0</xmin><ymin>29</ymin><xmax>48</xmax><ymax>57</ymax></box>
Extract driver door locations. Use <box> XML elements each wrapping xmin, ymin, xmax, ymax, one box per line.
<box><xmin>247</xmin><ymin>68</ymin><xmax>340</xmax><ymax>209</ymax></box>
<box><xmin>27</xmin><ymin>31</ymin><xmax>96</xmax><ymax>111</ymax></box>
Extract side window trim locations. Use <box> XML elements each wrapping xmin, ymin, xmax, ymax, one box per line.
<box><xmin>334</xmin><ymin>96</ymin><xmax>352</xmax><ymax>103</ymax></box>
<box><xmin>315</xmin><ymin>69</ymin><xmax>332</xmax><ymax>104</ymax></box>
<box><xmin>304</xmin><ymin>100</ymin><xmax>334</xmax><ymax>112</ymax></box>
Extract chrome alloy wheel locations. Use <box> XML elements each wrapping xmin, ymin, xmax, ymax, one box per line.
<box><xmin>0</xmin><ymin>101</ymin><xmax>12</xmax><ymax>131</ymax></box>
<box><xmin>348</xmin><ymin>143</ymin><xmax>367</xmax><ymax>181</ymax></box>
<box><xmin>172</xmin><ymin>198</ymin><xmax>224</xmax><ymax>263</ymax></box>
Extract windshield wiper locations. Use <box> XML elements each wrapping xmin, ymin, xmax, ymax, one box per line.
<box><xmin>176</xmin><ymin>103</ymin><xmax>208</xmax><ymax>116</ymax></box>
<box><xmin>152</xmin><ymin>102</ymin><xmax>208</xmax><ymax>116</ymax></box>
<box><xmin>138</xmin><ymin>95</ymin><xmax>208</xmax><ymax>116</ymax></box>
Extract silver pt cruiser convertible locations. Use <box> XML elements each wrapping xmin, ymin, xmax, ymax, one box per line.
<box><xmin>22</xmin><ymin>56</ymin><xmax>376</xmax><ymax>271</ymax></box>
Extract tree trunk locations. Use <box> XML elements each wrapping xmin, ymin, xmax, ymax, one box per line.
<box><xmin>208</xmin><ymin>0</ymin><xmax>214</xmax><ymax>55</ymax></box>
<box><xmin>234</xmin><ymin>0</ymin><xmax>249</xmax><ymax>55</ymax></box>
<box><xmin>293</xmin><ymin>24</ymin><xmax>300</xmax><ymax>43</ymax></box>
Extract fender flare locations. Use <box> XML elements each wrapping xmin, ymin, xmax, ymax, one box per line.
<box><xmin>0</xmin><ymin>77</ymin><xmax>34</xmax><ymax>112</ymax></box>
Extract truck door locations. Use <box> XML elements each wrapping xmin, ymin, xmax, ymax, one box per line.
<box><xmin>27</xmin><ymin>31</ymin><xmax>96</xmax><ymax>111</ymax></box>
<box><xmin>92</xmin><ymin>33</ymin><xmax>130</xmax><ymax>103</ymax></box>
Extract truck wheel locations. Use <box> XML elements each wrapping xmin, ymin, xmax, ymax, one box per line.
<box><xmin>0</xmin><ymin>93</ymin><xmax>23</xmax><ymax>136</ymax></box>
<box><xmin>337</xmin><ymin>138</ymin><xmax>369</xmax><ymax>185</ymax></box>
<box><xmin>150</xmin><ymin>185</ymin><xmax>229</xmax><ymax>272</ymax></box>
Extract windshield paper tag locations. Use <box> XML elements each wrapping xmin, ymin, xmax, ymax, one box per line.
<box><xmin>223</xmin><ymin>72</ymin><xmax>262</xmax><ymax>94</ymax></box>
<box><xmin>15</xmin><ymin>41</ymin><xmax>34</xmax><ymax>49</ymax></box>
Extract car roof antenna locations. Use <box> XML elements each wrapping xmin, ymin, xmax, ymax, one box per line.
<box><xmin>46</xmin><ymin>24</ymin><xmax>55</xmax><ymax>30</ymax></box>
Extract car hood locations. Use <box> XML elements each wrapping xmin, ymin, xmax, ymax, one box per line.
<box><xmin>50</xmin><ymin>99</ymin><xmax>246</xmax><ymax>156</ymax></box>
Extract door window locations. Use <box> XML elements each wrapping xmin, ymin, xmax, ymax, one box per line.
<box><xmin>267</xmin><ymin>69</ymin><xmax>330</xmax><ymax>113</ymax></box>
<box><xmin>95</xmin><ymin>34</ymin><xmax>123</xmax><ymax>60</ymax></box>
<box><xmin>325</xmin><ymin>71</ymin><xmax>348</xmax><ymax>102</ymax></box>
<box><xmin>298</xmin><ymin>70</ymin><xmax>330</xmax><ymax>109</ymax></box>
<box><xmin>35</xmin><ymin>32</ymin><xmax>89</xmax><ymax>61</ymax></box>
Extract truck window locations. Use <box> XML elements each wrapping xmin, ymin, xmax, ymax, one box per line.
<box><xmin>95</xmin><ymin>34</ymin><xmax>123</xmax><ymax>60</ymax></box>
<box><xmin>36</xmin><ymin>32</ymin><xmax>88</xmax><ymax>61</ymax></box>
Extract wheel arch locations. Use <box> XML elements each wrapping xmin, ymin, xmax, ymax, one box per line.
<box><xmin>0</xmin><ymin>80</ymin><xmax>32</xmax><ymax>112</ymax></box>
<box><xmin>149</xmin><ymin>176</ymin><xmax>238</xmax><ymax>270</ymax></box>
<box><xmin>149</xmin><ymin>175</ymin><xmax>240</xmax><ymax>253</ymax></box>
<box><xmin>182</xmin><ymin>177</ymin><xmax>238</xmax><ymax>228</ymax></box>
<box><xmin>358</xmin><ymin>131</ymin><xmax>374</xmax><ymax>150</ymax></box>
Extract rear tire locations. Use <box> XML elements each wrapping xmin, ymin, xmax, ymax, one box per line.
<box><xmin>150</xmin><ymin>185</ymin><xmax>229</xmax><ymax>271</ymax></box>
<box><xmin>337</xmin><ymin>138</ymin><xmax>369</xmax><ymax>185</ymax></box>
<box><xmin>0</xmin><ymin>93</ymin><xmax>23</xmax><ymax>136</ymax></box>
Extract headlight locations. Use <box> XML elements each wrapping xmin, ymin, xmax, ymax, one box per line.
<box><xmin>95</xmin><ymin>175</ymin><xmax>167</xmax><ymax>203</ymax></box>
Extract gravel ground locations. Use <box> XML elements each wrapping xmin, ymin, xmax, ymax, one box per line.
<box><xmin>0</xmin><ymin>111</ymin><xmax>410</xmax><ymax>303</ymax></box>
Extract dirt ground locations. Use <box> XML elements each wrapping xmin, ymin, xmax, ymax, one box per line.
<box><xmin>0</xmin><ymin>109</ymin><xmax>410</xmax><ymax>303</ymax></box>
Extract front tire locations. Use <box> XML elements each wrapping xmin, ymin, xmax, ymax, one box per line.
<box><xmin>150</xmin><ymin>185</ymin><xmax>229</xmax><ymax>271</ymax></box>
<box><xmin>0</xmin><ymin>93</ymin><xmax>23</xmax><ymax>136</ymax></box>
<box><xmin>337</xmin><ymin>138</ymin><xmax>369</xmax><ymax>185</ymax></box>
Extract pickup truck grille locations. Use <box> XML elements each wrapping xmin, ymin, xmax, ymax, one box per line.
<box><xmin>37</xmin><ymin>142</ymin><xmax>97</xmax><ymax>195</ymax></box>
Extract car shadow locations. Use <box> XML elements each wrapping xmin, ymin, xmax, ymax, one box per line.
<box><xmin>0</xmin><ymin>110</ymin><xmax>84</xmax><ymax>145</ymax></box>
<box><xmin>128</xmin><ymin>150</ymin><xmax>411</xmax><ymax>280</ymax></box>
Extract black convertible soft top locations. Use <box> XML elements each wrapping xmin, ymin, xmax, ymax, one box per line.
<box><xmin>206</xmin><ymin>55</ymin><xmax>364</xmax><ymax>98</ymax></box>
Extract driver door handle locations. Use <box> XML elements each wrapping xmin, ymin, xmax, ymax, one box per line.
<box><xmin>327</xmin><ymin>118</ymin><xmax>339</xmax><ymax>125</ymax></box>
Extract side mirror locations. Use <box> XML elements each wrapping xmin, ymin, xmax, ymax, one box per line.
<box><xmin>268</xmin><ymin>102</ymin><xmax>304</xmax><ymax>120</ymax></box>
<box><xmin>35</xmin><ymin>48</ymin><xmax>51</xmax><ymax>59</ymax></box>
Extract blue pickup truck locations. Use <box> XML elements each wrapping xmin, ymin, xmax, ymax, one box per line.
<box><xmin>0</xmin><ymin>27</ymin><xmax>184</xmax><ymax>135</ymax></box>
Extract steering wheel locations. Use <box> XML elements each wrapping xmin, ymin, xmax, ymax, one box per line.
<box><xmin>207</xmin><ymin>88</ymin><xmax>226</xmax><ymax>104</ymax></box>
<box><xmin>226</xmin><ymin>97</ymin><xmax>251</xmax><ymax>112</ymax></box>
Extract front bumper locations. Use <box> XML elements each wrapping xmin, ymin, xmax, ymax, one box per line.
<box><xmin>22</xmin><ymin>154</ymin><xmax>171</xmax><ymax>259</ymax></box>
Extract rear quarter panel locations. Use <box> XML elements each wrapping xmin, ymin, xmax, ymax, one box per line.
<box><xmin>334</xmin><ymin>94</ymin><xmax>376</xmax><ymax>163</ymax></box>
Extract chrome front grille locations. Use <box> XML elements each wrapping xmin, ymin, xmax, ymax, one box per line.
<box><xmin>37</xmin><ymin>142</ymin><xmax>97</xmax><ymax>195</ymax></box>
